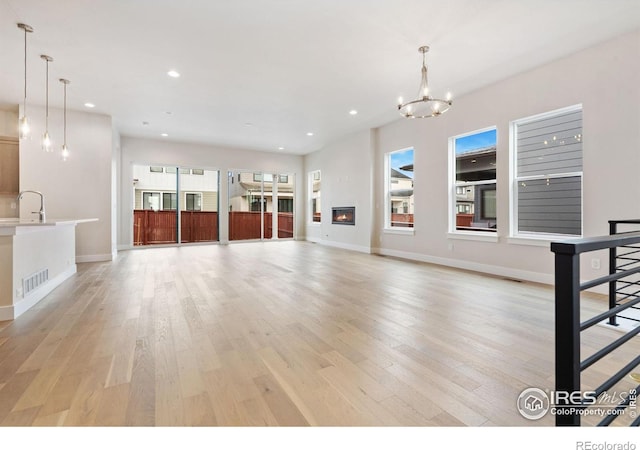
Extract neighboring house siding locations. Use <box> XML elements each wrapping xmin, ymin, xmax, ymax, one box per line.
<box><xmin>202</xmin><ymin>192</ymin><xmax>218</xmax><ymax>212</ymax></box>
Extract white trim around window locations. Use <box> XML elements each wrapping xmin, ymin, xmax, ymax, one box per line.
<box><xmin>509</xmin><ymin>104</ymin><xmax>583</xmax><ymax>241</ymax></box>
<box><xmin>448</xmin><ymin>126</ymin><xmax>498</xmax><ymax>241</ymax></box>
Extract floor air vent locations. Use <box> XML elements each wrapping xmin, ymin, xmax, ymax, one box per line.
<box><xmin>23</xmin><ymin>269</ymin><xmax>49</xmax><ymax>296</ymax></box>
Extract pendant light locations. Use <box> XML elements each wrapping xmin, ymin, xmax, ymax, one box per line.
<box><xmin>59</xmin><ymin>79</ymin><xmax>70</xmax><ymax>161</ymax></box>
<box><xmin>41</xmin><ymin>55</ymin><xmax>54</xmax><ymax>152</ymax></box>
<box><xmin>17</xmin><ymin>23</ymin><xmax>34</xmax><ymax>139</ymax></box>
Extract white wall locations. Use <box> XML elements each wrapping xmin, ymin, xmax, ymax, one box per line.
<box><xmin>304</xmin><ymin>129</ymin><xmax>375</xmax><ymax>253</ymax></box>
<box><xmin>119</xmin><ymin>137</ymin><xmax>304</xmax><ymax>247</ymax></box>
<box><xmin>306</xmin><ymin>30</ymin><xmax>640</xmax><ymax>284</ymax></box>
<box><xmin>19</xmin><ymin>105</ymin><xmax>114</xmax><ymax>261</ymax></box>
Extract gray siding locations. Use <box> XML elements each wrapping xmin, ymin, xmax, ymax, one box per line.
<box><xmin>517</xmin><ymin>109</ymin><xmax>582</xmax><ymax>176</ymax></box>
<box><xmin>518</xmin><ymin>176</ymin><xmax>581</xmax><ymax>235</ymax></box>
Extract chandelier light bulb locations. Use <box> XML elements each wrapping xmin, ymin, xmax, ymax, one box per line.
<box><xmin>398</xmin><ymin>97</ymin><xmax>403</xmax><ymax>106</ymax></box>
<box><xmin>446</xmin><ymin>91</ymin><xmax>452</xmax><ymax>101</ymax></box>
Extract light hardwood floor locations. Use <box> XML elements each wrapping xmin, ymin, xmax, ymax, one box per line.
<box><xmin>0</xmin><ymin>241</ymin><xmax>638</xmax><ymax>426</ymax></box>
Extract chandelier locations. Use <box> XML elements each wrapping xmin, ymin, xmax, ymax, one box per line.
<box><xmin>397</xmin><ymin>45</ymin><xmax>452</xmax><ymax>118</ymax></box>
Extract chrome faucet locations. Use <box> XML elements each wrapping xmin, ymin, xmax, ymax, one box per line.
<box><xmin>17</xmin><ymin>190</ymin><xmax>46</xmax><ymax>222</ymax></box>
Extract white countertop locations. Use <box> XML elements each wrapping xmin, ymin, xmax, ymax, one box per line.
<box><xmin>0</xmin><ymin>218</ymin><xmax>98</xmax><ymax>235</ymax></box>
<box><xmin>0</xmin><ymin>218</ymin><xmax>98</xmax><ymax>227</ymax></box>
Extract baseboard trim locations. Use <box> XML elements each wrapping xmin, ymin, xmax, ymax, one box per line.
<box><xmin>312</xmin><ymin>238</ymin><xmax>371</xmax><ymax>254</ymax></box>
<box><xmin>77</xmin><ymin>253</ymin><xmax>113</xmax><ymax>263</ymax></box>
<box><xmin>5</xmin><ymin>265</ymin><xmax>78</xmax><ymax>320</ymax></box>
<box><xmin>373</xmin><ymin>247</ymin><xmax>554</xmax><ymax>286</ymax></box>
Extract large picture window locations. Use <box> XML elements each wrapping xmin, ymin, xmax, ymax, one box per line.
<box><xmin>385</xmin><ymin>148</ymin><xmax>414</xmax><ymax>229</ymax></box>
<box><xmin>450</xmin><ymin>128</ymin><xmax>497</xmax><ymax>233</ymax></box>
<box><xmin>511</xmin><ymin>105</ymin><xmax>582</xmax><ymax>237</ymax></box>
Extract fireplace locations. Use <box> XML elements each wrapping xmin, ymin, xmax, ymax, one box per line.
<box><xmin>332</xmin><ymin>207</ymin><xmax>355</xmax><ymax>225</ymax></box>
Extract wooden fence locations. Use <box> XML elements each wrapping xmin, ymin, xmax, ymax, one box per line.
<box><xmin>228</xmin><ymin>211</ymin><xmax>294</xmax><ymax>240</ymax></box>
<box><xmin>133</xmin><ymin>210</ymin><xmax>218</xmax><ymax>245</ymax></box>
<box><xmin>133</xmin><ymin>210</ymin><xmax>293</xmax><ymax>245</ymax></box>
<box><xmin>391</xmin><ymin>213</ymin><xmax>414</xmax><ymax>227</ymax></box>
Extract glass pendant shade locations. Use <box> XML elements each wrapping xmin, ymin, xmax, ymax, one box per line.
<box><xmin>19</xmin><ymin>116</ymin><xmax>30</xmax><ymax>139</ymax></box>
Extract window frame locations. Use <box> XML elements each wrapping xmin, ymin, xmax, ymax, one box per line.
<box><xmin>448</xmin><ymin>126</ymin><xmax>498</xmax><ymax>242</ymax></box>
<box><xmin>308</xmin><ymin>170</ymin><xmax>321</xmax><ymax>225</ymax></box>
<box><xmin>509</xmin><ymin>104</ymin><xmax>583</xmax><ymax>241</ymax></box>
<box><xmin>384</xmin><ymin>147</ymin><xmax>414</xmax><ymax>235</ymax></box>
<box><xmin>185</xmin><ymin>192</ymin><xmax>202</xmax><ymax>211</ymax></box>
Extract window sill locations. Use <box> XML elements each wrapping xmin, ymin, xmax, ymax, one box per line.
<box><xmin>447</xmin><ymin>232</ymin><xmax>498</xmax><ymax>243</ymax></box>
<box><xmin>307</xmin><ymin>222</ymin><xmax>321</xmax><ymax>227</ymax></box>
<box><xmin>507</xmin><ymin>235</ymin><xmax>581</xmax><ymax>247</ymax></box>
<box><xmin>383</xmin><ymin>227</ymin><xmax>415</xmax><ymax>236</ymax></box>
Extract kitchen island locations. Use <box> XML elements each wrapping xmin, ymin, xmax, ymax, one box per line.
<box><xmin>0</xmin><ymin>218</ymin><xmax>97</xmax><ymax>320</ymax></box>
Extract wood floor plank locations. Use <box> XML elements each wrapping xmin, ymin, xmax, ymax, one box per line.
<box><xmin>253</xmin><ymin>373</ymin><xmax>309</xmax><ymax>426</ymax></box>
<box><xmin>1</xmin><ymin>241</ymin><xmax>639</xmax><ymax>426</ymax></box>
<box><xmin>0</xmin><ymin>370</ymin><xmax>40</xmax><ymax>423</ymax></box>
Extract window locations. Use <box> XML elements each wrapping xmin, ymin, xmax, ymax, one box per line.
<box><xmin>162</xmin><ymin>192</ymin><xmax>177</xmax><ymax>210</ymax></box>
<box><xmin>450</xmin><ymin>128</ymin><xmax>497</xmax><ymax>233</ymax></box>
<box><xmin>309</xmin><ymin>170</ymin><xmax>321</xmax><ymax>223</ymax></box>
<box><xmin>511</xmin><ymin>105</ymin><xmax>582</xmax><ymax>237</ymax></box>
<box><xmin>278</xmin><ymin>198</ymin><xmax>293</xmax><ymax>213</ymax></box>
<box><xmin>185</xmin><ymin>193</ymin><xmax>201</xmax><ymax>211</ymax></box>
<box><xmin>253</xmin><ymin>173</ymin><xmax>274</xmax><ymax>182</ymax></box>
<box><xmin>385</xmin><ymin>148</ymin><xmax>414</xmax><ymax>229</ymax></box>
<box><xmin>166</xmin><ymin>166</ymin><xmax>177</xmax><ymax>174</ymax></box>
<box><xmin>143</xmin><ymin>192</ymin><xmax>160</xmax><ymax>210</ymax></box>
<box><xmin>150</xmin><ymin>166</ymin><xmax>163</xmax><ymax>173</ymax></box>
<box><xmin>191</xmin><ymin>169</ymin><xmax>204</xmax><ymax>175</ymax></box>
<box><xmin>278</xmin><ymin>174</ymin><xmax>289</xmax><ymax>183</ymax></box>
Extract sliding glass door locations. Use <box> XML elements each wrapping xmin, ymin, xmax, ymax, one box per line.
<box><xmin>132</xmin><ymin>164</ymin><xmax>219</xmax><ymax>246</ymax></box>
<box><xmin>228</xmin><ymin>170</ymin><xmax>294</xmax><ymax>241</ymax></box>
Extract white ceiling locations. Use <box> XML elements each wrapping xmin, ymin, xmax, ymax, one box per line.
<box><xmin>1</xmin><ymin>0</ymin><xmax>638</xmax><ymax>155</ymax></box>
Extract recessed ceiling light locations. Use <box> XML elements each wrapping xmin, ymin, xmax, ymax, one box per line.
<box><xmin>167</xmin><ymin>70</ymin><xmax>180</xmax><ymax>78</ymax></box>
<box><xmin>84</xmin><ymin>102</ymin><xmax>95</xmax><ymax>108</ymax></box>
<box><xmin>165</xmin><ymin>111</ymin><xmax>172</xmax><ymax>115</ymax></box>
<box><xmin>278</xmin><ymin>147</ymin><xmax>285</xmax><ymax>151</ymax></box>
<box><xmin>306</xmin><ymin>132</ymin><xmax>314</xmax><ymax>136</ymax></box>
<box><xmin>161</xmin><ymin>133</ymin><xmax>168</xmax><ymax>137</ymax></box>
<box><xmin>349</xmin><ymin>109</ymin><xmax>358</xmax><ymax>115</ymax></box>
<box><xmin>142</xmin><ymin>121</ymin><xmax>149</xmax><ymax>125</ymax></box>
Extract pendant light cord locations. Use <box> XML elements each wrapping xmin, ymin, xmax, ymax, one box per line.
<box><xmin>23</xmin><ymin>28</ymin><xmax>27</xmax><ymax>115</ymax></box>
<box><xmin>63</xmin><ymin>82</ymin><xmax>67</xmax><ymax>144</ymax></box>
<box><xmin>45</xmin><ymin>59</ymin><xmax>49</xmax><ymax>130</ymax></box>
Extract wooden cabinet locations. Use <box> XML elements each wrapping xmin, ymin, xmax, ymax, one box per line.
<box><xmin>0</xmin><ymin>137</ymin><xmax>19</xmax><ymax>194</ymax></box>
